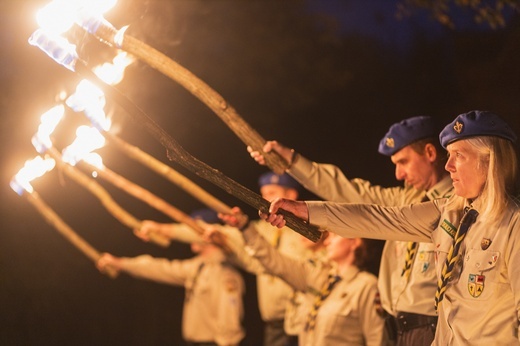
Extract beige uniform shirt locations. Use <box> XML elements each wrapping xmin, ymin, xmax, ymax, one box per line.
<box><xmin>165</xmin><ymin>220</ymin><xmax>307</xmax><ymax>322</ymax></box>
<box><xmin>252</xmin><ymin>220</ymin><xmax>308</xmax><ymax>322</ymax></box>
<box><xmin>164</xmin><ymin>222</ymin><xmax>265</xmax><ymax>275</ymax></box>
<box><xmin>283</xmin><ymin>248</ymin><xmax>328</xmax><ymax>335</ymax></box>
<box><xmin>243</xmin><ymin>226</ymin><xmax>384</xmax><ymax>345</ymax></box>
<box><xmin>289</xmin><ymin>155</ymin><xmax>453</xmax><ymax>316</ymax></box>
<box><xmin>121</xmin><ymin>253</ymin><xmax>245</xmax><ymax>345</ymax></box>
<box><xmin>306</xmin><ymin>196</ymin><xmax>520</xmax><ymax>345</ymax></box>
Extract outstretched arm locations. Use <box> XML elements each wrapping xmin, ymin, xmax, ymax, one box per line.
<box><xmin>247</xmin><ymin>140</ymin><xmax>295</xmax><ymax>167</ymax></box>
<box><xmin>259</xmin><ymin>198</ymin><xmax>309</xmax><ymax>229</ymax></box>
<box><xmin>262</xmin><ymin>198</ymin><xmax>439</xmax><ymax>243</ymax></box>
<box><xmin>134</xmin><ymin>219</ymin><xmax>202</xmax><ymax>244</ymax></box>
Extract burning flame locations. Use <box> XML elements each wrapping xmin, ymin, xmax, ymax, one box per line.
<box><xmin>66</xmin><ymin>50</ymin><xmax>133</xmax><ymax>130</ymax></box>
<box><xmin>83</xmin><ymin>153</ymin><xmax>104</xmax><ymax>169</ymax></box>
<box><xmin>32</xmin><ymin>105</ymin><xmax>65</xmax><ymax>153</ymax></box>
<box><xmin>66</xmin><ymin>80</ymin><xmax>112</xmax><ymax>131</ymax></box>
<box><xmin>61</xmin><ymin>126</ymin><xmax>106</xmax><ymax>166</ymax></box>
<box><xmin>94</xmin><ymin>51</ymin><xmax>134</xmax><ymax>85</ymax></box>
<box><xmin>11</xmin><ymin>156</ymin><xmax>56</xmax><ymax>195</ymax></box>
<box><xmin>36</xmin><ymin>0</ymin><xmax>117</xmax><ymax>35</ymax></box>
<box><xmin>28</xmin><ymin>29</ymin><xmax>78</xmax><ymax>72</ymax></box>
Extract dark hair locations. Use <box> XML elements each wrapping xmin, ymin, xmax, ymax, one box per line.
<box><xmin>355</xmin><ymin>239</ymin><xmax>385</xmax><ymax>275</ymax></box>
<box><xmin>410</xmin><ymin>136</ymin><xmax>448</xmax><ymax>171</ymax></box>
<box><xmin>353</xmin><ymin>239</ymin><xmax>369</xmax><ymax>270</ymax></box>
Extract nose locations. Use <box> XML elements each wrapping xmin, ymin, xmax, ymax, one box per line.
<box><xmin>445</xmin><ymin>156</ymin><xmax>455</xmax><ymax>173</ymax></box>
<box><xmin>395</xmin><ymin>165</ymin><xmax>405</xmax><ymax>181</ymax></box>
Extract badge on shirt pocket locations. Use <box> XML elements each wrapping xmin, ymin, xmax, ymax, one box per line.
<box><xmin>417</xmin><ymin>251</ymin><xmax>432</xmax><ymax>273</ymax></box>
<box><xmin>468</xmin><ymin>274</ymin><xmax>485</xmax><ymax>298</ymax></box>
<box><xmin>463</xmin><ymin>249</ymin><xmax>499</xmax><ymax>300</ymax></box>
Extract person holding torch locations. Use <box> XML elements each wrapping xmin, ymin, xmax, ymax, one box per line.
<box><xmin>96</xmin><ymin>210</ymin><xmax>246</xmax><ymax>346</ymax></box>
<box><xmin>248</xmin><ymin>115</ymin><xmax>452</xmax><ymax>345</ymax></box>
<box><xmin>136</xmin><ymin>173</ymin><xmax>309</xmax><ymax>346</ymax></box>
<box><xmin>260</xmin><ymin>110</ymin><xmax>520</xmax><ymax>345</ymax></box>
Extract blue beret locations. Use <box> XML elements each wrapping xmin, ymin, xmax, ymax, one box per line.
<box><xmin>258</xmin><ymin>172</ymin><xmax>301</xmax><ymax>190</ymax></box>
<box><xmin>439</xmin><ymin>110</ymin><xmax>517</xmax><ymax>148</ymax></box>
<box><xmin>189</xmin><ymin>208</ymin><xmax>221</xmax><ymax>224</ymax></box>
<box><xmin>378</xmin><ymin>116</ymin><xmax>436</xmax><ymax>156</ymax></box>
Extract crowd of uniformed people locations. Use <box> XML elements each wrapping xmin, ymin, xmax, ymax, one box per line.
<box><xmin>96</xmin><ymin>110</ymin><xmax>520</xmax><ymax>346</ymax></box>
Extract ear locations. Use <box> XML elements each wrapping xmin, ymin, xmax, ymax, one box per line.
<box><xmin>424</xmin><ymin>143</ymin><xmax>437</xmax><ymax>163</ymax></box>
<box><xmin>351</xmin><ymin>237</ymin><xmax>362</xmax><ymax>249</ymax></box>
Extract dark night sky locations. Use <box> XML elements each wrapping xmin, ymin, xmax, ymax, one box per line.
<box><xmin>1</xmin><ymin>1</ymin><xmax>519</xmax><ymax>345</ymax></box>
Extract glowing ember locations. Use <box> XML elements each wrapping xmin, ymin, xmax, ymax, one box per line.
<box><xmin>11</xmin><ymin>156</ymin><xmax>56</xmax><ymax>195</ymax></box>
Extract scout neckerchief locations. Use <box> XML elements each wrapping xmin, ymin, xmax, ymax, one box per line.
<box><xmin>401</xmin><ymin>241</ymin><xmax>418</xmax><ymax>278</ymax></box>
<box><xmin>185</xmin><ymin>262</ymin><xmax>205</xmax><ymax>302</ymax></box>
<box><xmin>434</xmin><ymin>207</ymin><xmax>479</xmax><ymax>310</ymax></box>
<box><xmin>401</xmin><ymin>195</ymin><xmax>429</xmax><ymax>278</ymax></box>
<box><xmin>304</xmin><ymin>271</ymin><xmax>342</xmax><ymax>332</ymax></box>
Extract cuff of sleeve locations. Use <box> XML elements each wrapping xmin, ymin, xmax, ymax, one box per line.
<box><xmin>306</xmin><ymin>201</ymin><xmax>329</xmax><ymax>230</ymax></box>
<box><xmin>242</xmin><ymin>225</ymin><xmax>260</xmax><ymax>243</ymax></box>
<box><xmin>242</xmin><ymin>226</ymin><xmax>261</xmax><ymax>256</ymax></box>
<box><xmin>287</xmin><ymin>154</ymin><xmax>314</xmax><ymax>181</ymax></box>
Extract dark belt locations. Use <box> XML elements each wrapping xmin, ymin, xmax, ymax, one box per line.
<box><xmin>396</xmin><ymin>311</ymin><xmax>438</xmax><ymax>333</ymax></box>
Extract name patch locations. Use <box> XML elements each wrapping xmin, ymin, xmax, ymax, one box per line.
<box><xmin>440</xmin><ymin>219</ymin><xmax>457</xmax><ymax>238</ymax></box>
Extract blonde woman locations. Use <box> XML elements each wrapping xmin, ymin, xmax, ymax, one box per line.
<box><xmin>262</xmin><ymin>111</ymin><xmax>520</xmax><ymax>345</ymax></box>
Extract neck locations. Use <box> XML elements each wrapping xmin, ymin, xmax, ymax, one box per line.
<box><xmin>425</xmin><ymin>169</ymin><xmax>449</xmax><ymax>191</ymax></box>
<box><xmin>334</xmin><ymin>252</ymin><xmax>356</xmax><ymax>271</ymax></box>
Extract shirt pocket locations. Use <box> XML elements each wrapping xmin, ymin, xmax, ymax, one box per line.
<box><xmin>413</xmin><ymin>245</ymin><xmax>436</xmax><ymax>277</ymax></box>
<box><xmin>320</xmin><ymin>295</ymin><xmax>359</xmax><ymax>342</ymax></box>
<box><xmin>459</xmin><ymin>249</ymin><xmax>500</xmax><ymax>301</ymax></box>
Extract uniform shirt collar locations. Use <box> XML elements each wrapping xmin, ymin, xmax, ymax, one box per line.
<box><xmin>336</xmin><ymin>265</ymin><xmax>360</xmax><ymax>282</ymax></box>
<box><xmin>425</xmin><ymin>176</ymin><xmax>454</xmax><ymax>201</ymax></box>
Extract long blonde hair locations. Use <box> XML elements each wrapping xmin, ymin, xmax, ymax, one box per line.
<box><xmin>466</xmin><ymin>136</ymin><xmax>519</xmax><ymax>220</ymax></box>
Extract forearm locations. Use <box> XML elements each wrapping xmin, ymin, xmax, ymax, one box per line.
<box><xmin>242</xmin><ymin>225</ymin><xmax>307</xmax><ymax>291</ymax></box>
<box><xmin>306</xmin><ymin>201</ymin><xmax>438</xmax><ymax>242</ymax></box>
<box><xmin>289</xmin><ymin>155</ymin><xmax>404</xmax><ymax>204</ymax></box>
<box><xmin>120</xmin><ymin>255</ymin><xmax>186</xmax><ymax>286</ymax></box>
<box><xmin>162</xmin><ymin>223</ymin><xmax>203</xmax><ymax>243</ymax></box>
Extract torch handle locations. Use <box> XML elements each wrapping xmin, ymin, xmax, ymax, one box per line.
<box><xmin>88</xmin><ymin>24</ymin><xmax>288</xmax><ymax>175</ymax></box>
<box><xmin>47</xmin><ymin>148</ymin><xmax>170</xmax><ymax>248</ymax></box>
<box><xmin>105</xmin><ymin>132</ymin><xmax>233</xmax><ymax>215</ymax></box>
<box><xmin>74</xmin><ymin>64</ymin><xmax>321</xmax><ymax>242</ymax></box>
<box><xmin>25</xmin><ymin>190</ymin><xmax>117</xmax><ymax>279</ymax></box>
<box><xmin>85</xmin><ymin>163</ymin><xmax>238</xmax><ymax>254</ymax></box>
<box><xmin>87</xmin><ymin>165</ymin><xmax>214</xmax><ymax>238</ymax></box>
